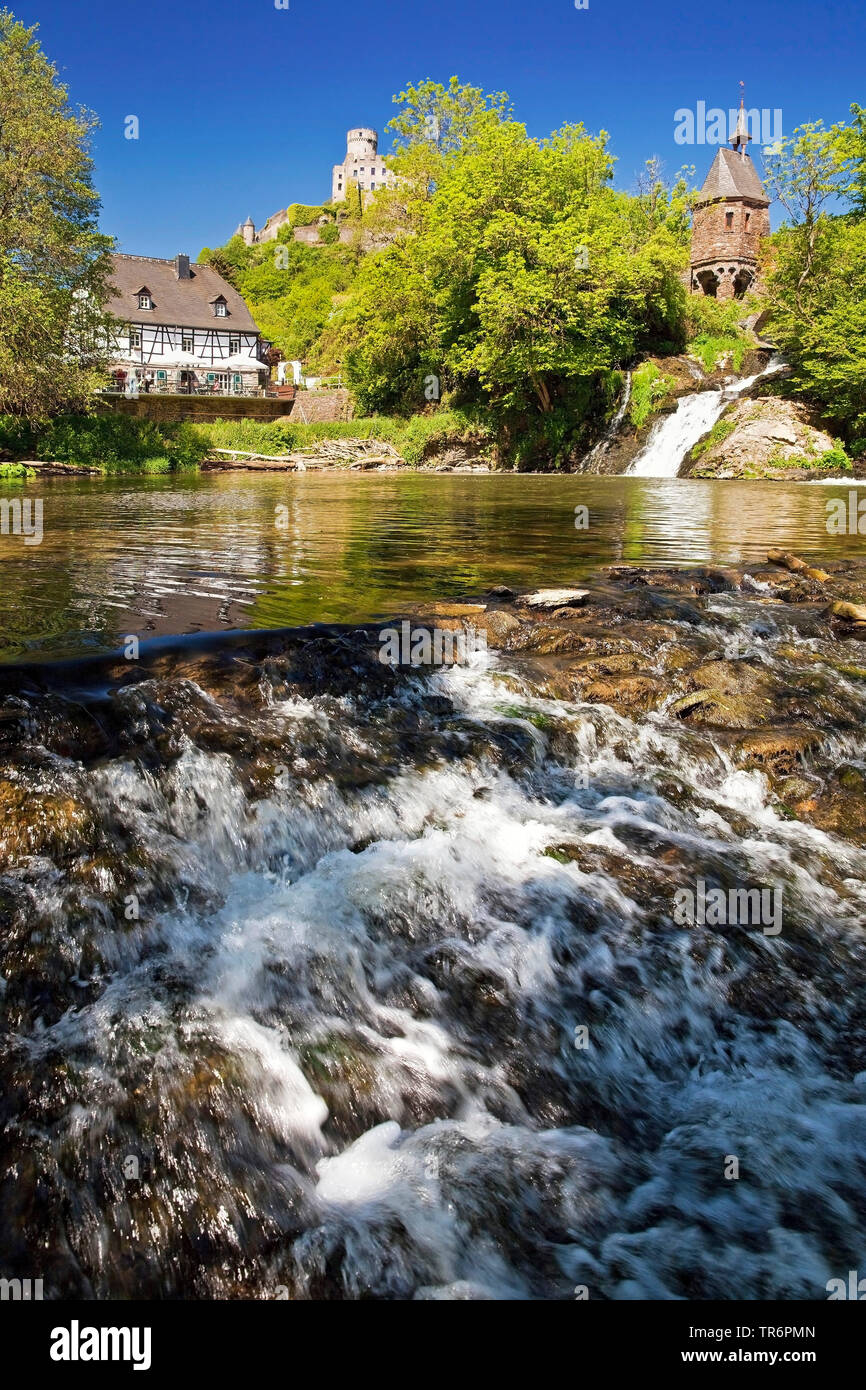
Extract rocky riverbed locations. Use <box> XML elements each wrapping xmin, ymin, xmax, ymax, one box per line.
<box><xmin>1</xmin><ymin>555</ymin><xmax>865</xmax><ymax>1298</ymax></box>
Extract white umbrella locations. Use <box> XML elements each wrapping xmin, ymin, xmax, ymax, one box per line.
<box><xmin>224</xmin><ymin>354</ymin><xmax>268</xmax><ymax>372</ymax></box>
<box><xmin>162</xmin><ymin>351</ymin><xmax>208</xmax><ymax>370</ymax></box>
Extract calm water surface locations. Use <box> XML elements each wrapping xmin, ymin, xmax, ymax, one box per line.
<box><xmin>2</xmin><ymin>471</ymin><xmax>865</xmax><ymax>661</ymax></box>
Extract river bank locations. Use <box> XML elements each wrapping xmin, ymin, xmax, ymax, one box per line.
<box><xmin>2</xmin><ymin>349</ymin><xmax>859</xmax><ymax>479</ymax></box>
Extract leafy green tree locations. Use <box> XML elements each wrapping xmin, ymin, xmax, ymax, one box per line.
<box><xmin>762</xmin><ymin>119</ymin><xmax>852</xmax><ymax>295</ymax></box>
<box><xmin>200</xmin><ymin>229</ymin><xmax>358</xmax><ymax>367</ymax></box>
<box><xmin>764</xmin><ymin>107</ymin><xmax>866</xmax><ymax>440</ymax></box>
<box><xmin>0</xmin><ymin>8</ymin><xmax>114</xmax><ymax>417</ymax></box>
<box><xmin>337</xmin><ymin>83</ymin><xmax>689</xmax><ymax>461</ymax></box>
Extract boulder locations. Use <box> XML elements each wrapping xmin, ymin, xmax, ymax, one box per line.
<box><xmin>684</xmin><ymin>396</ymin><xmax>841</xmax><ymax>479</ymax></box>
<box><xmin>517</xmin><ymin>588</ymin><xmax>589</xmax><ymax>610</ymax></box>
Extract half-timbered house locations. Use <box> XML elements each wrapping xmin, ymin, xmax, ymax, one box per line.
<box><xmin>108</xmin><ymin>253</ymin><xmax>269</xmax><ymax>394</ymax></box>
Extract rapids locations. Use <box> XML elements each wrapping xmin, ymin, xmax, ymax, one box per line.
<box><xmin>0</xmin><ymin>569</ymin><xmax>864</xmax><ymax>1301</ymax></box>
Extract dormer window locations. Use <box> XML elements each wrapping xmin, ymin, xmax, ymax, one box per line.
<box><xmin>211</xmin><ymin>296</ymin><xmax>228</xmax><ymax>318</ymax></box>
<box><xmin>137</xmin><ymin>290</ymin><xmax>153</xmax><ymax>310</ymax></box>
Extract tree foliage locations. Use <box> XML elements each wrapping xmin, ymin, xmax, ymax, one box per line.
<box><xmin>336</xmin><ymin>81</ymin><xmax>691</xmax><ymax>462</ymax></box>
<box><xmin>199</xmin><ymin>229</ymin><xmax>357</xmax><ymax>368</ymax></box>
<box><xmin>0</xmin><ymin>8</ymin><xmax>114</xmax><ymax>417</ymax></box>
<box><xmin>764</xmin><ymin>108</ymin><xmax>866</xmax><ymax>441</ymax></box>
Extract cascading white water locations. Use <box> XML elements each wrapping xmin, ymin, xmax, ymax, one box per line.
<box><xmin>583</xmin><ymin>371</ymin><xmax>632</xmax><ymax>469</ymax></box>
<box><xmin>626</xmin><ymin>388</ymin><xmax>730</xmax><ymax>478</ymax></box>
<box><xmin>3</xmin><ymin>562</ymin><xmax>863</xmax><ymax>1301</ymax></box>
<box><xmin>626</xmin><ymin>355</ymin><xmax>786</xmax><ymax>479</ymax></box>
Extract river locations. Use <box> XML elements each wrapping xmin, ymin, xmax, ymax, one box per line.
<box><xmin>1</xmin><ymin>471</ymin><xmax>865</xmax><ymax>1301</ymax></box>
<box><xmin>2</xmin><ymin>471</ymin><xmax>866</xmax><ymax>661</ymax></box>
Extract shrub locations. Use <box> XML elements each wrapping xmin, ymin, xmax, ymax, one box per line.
<box><xmin>689</xmin><ymin>334</ymin><xmax>749</xmax><ymax>373</ymax></box>
<box><xmin>0</xmin><ymin>415</ymin><xmax>37</xmax><ymax>457</ymax></box>
<box><xmin>689</xmin><ymin>415</ymin><xmax>737</xmax><ymax>460</ymax></box>
<box><xmin>287</xmin><ymin>203</ymin><xmax>330</xmax><ymax>229</ymax></box>
<box><xmin>629</xmin><ymin>362</ymin><xmax>674</xmax><ymax>429</ymax></box>
<box><xmin>201</xmin><ymin>410</ymin><xmax>492</xmax><ymax>466</ymax></box>
<box><xmin>30</xmin><ymin>414</ymin><xmax>210</xmax><ymax>472</ymax></box>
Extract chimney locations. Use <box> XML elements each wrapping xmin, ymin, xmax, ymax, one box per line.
<box><xmin>175</xmin><ymin>254</ymin><xmax>191</xmax><ymax>279</ymax></box>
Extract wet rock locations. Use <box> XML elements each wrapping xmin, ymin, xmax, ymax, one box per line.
<box><xmin>768</xmin><ymin>550</ymin><xmax>830</xmax><ymax>583</ymax></box>
<box><xmin>680</xmin><ymin>660</ymin><xmax>786</xmax><ymax>729</ymax></box>
<box><xmin>802</xmin><ymin>769</ymin><xmax>866</xmax><ymax>845</ymax></box>
<box><xmin>669</xmin><ymin>690</ymin><xmax>713</xmax><ymax>718</ymax></box>
<box><xmin>517</xmin><ymin>589</ymin><xmax>589</xmax><ymax>610</ymax></box>
<box><xmin>474</xmin><ymin>610</ymin><xmax>523</xmax><ymax>647</ymax></box>
<box><xmin>828</xmin><ymin>600</ymin><xmax>866</xmax><ymax>625</ymax></box>
<box><xmin>733</xmin><ymin>728</ymin><xmax>824</xmax><ymax>771</ymax></box>
<box><xmin>0</xmin><ymin>779</ymin><xmax>95</xmax><ymax>864</ymax></box>
<box><xmin>683</xmin><ymin>397</ymin><xmax>840</xmax><ymax>480</ymax></box>
<box><xmin>583</xmin><ymin>674</ymin><xmax>663</xmax><ymax>711</ymax></box>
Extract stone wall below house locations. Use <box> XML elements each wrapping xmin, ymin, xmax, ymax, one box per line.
<box><xmin>100</xmin><ymin>396</ymin><xmax>295</xmax><ymax>425</ymax></box>
<box><xmin>290</xmin><ymin>389</ymin><xmax>353</xmax><ymax>423</ymax></box>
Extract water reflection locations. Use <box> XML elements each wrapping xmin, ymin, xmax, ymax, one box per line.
<box><xmin>1</xmin><ymin>472</ymin><xmax>865</xmax><ymax>662</ymax></box>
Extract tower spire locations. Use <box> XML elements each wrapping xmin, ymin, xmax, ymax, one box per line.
<box><xmin>731</xmin><ymin>81</ymin><xmax>751</xmax><ymax>157</ymax></box>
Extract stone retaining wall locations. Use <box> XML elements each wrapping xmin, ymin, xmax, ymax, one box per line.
<box><xmin>290</xmin><ymin>389</ymin><xmax>353</xmax><ymax>423</ymax></box>
<box><xmin>99</xmin><ymin>396</ymin><xmax>295</xmax><ymax>424</ymax></box>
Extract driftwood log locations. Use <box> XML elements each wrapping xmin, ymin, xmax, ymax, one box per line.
<box><xmin>767</xmin><ymin>549</ymin><xmax>830</xmax><ymax>582</ymax></box>
<box><xmin>205</xmin><ymin>439</ymin><xmax>406</xmax><ymax>472</ymax></box>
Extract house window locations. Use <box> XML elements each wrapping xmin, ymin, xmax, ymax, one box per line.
<box><xmin>725</xmin><ymin>211</ymin><xmax>734</xmax><ymax>230</ymax></box>
<box><xmin>229</xmin><ymin>335</ymin><xmax>241</xmax><ymax>354</ymax></box>
<box><xmin>129</xmin><ymin>326</ymin><xmax>142</xmax><ymax>349</ymax></box>
<box><xmin>214</xmin><ymin>301</ymin><xmax>227</xmax><ymax>317</ymax></box>
<box><xmin>182</xmin><ymin>331</ymin><xmax>194</xmax><ymax>352</ymax></box>
<box><xmin>745</xmin><ymin>212</ymin><xmax>751</xmax><ymax>228</ymax></box>
<box><xmin>138</xmin><ymin>293</ymin><xmax>152</xmax><ymax>310</ymax></box>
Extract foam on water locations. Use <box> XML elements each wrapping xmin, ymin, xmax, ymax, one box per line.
<box><xmin>2</xmin><ymin>617</ymin><xmax>865</xmax><ymax>1300</ymax></box>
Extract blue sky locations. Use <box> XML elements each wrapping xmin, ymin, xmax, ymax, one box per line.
<box><xmin>16</xmin><ymin>0</ymin><xmax>865</xmax><ymax>256</ymax></box>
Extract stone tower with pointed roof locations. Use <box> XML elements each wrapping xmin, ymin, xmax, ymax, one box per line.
<box><xmin>690</xmin><ymin>101</ymin><xmax>771</xmax><ymax>299</ymax></box>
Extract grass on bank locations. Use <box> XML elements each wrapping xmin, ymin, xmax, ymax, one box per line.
<box><xmin>684</xmin><ymin>295</ymin><xmax>753</xmax><ymax>374</ymax></box>
<box><xmin>689</xmin><ymin>416</ymin><xmax>738</xmax><ymax>461</ymax></box>
<box><xmin>0</xmin><ymin>409</ymin><xmax>494</xmax><ymax>473</ymax></box>
<box><xmin>688</xmin><ymin>334</ymin><xmax>750</xmax><ymax>373</ymax></box>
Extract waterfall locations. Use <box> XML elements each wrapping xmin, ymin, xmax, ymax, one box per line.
<box><xmin>583</xmin><ymin>370</ymin><xmax>632</xmax><ymax>469</ymax></box>
<box><xmin>626</xmin><ymin>354</ymin><xmax>786</xmax><ymax>479</ymax></box>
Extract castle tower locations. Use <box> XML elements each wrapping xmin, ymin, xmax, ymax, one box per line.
<box><xmin>689</xmin><ymin>100</ymin><xmax>771</xmax><ymax>300</ymax></box>
<box><xmin>347</xmin><ymin>128</ymin><xmax>378</xmax><ymax>160</ymax></box>
<box><xmin>241</xmin><ymin>216</ymin><xmax>256</xmax><ymax>248</ymax></box>
<box><xmin>331</xmin><ymin>128</ymin><xmax>394</xmax><ymax>203</ymax></box>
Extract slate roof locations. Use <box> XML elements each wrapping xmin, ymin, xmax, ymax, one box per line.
<box><xmin>108</xmin><ymin>255</ymin><xmax>260</xmax><ymax>332</ymax></box>
<box><xmin>697</xmin><ymin>148</ymin><xmax>770</xmax><ymax>206</ymax></box>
